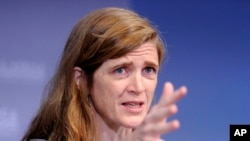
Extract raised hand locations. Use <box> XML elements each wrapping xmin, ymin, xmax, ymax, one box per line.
<box><xmin>116</xmin><ymin>82</ymin><xmax>187</xmax><ymax>141</ymax></box>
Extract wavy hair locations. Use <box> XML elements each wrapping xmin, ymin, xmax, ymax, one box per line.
<box><xmin>22</xmin><ymin>7</ymin><xmax>165</xmax><ymax>141</ymax></box>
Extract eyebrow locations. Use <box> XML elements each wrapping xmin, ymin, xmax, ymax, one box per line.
<box><xmin>144</xmin><ymin>61</ymin><xmax>159</xmax><ymax>69</ymax></box>
<box><xmin>110</xmin><ymin>60</ymin><xmax>159</xmax><ymax>70</ymax></box>
<box><xmin>110</xmin><ymin>62</ymin><xmax>133</xmax><ymax>70</ymax></box>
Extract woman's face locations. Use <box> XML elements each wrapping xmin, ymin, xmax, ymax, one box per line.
<box><xmin>91</xmin><ymin>42</ymin><xmax>159</xmax><ymax>130</ymax></box>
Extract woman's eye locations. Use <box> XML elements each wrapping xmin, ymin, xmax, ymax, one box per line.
<box><xmin>143</xmin><ymin>67</ymin><xmax>156</xmax><ymax>74</ymax></box>
<box><xmin>114</xmin><ymin>67</ymin><xmax>126</xmax><ymax>74</ymax></box>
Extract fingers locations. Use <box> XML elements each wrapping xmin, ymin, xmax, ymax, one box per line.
<box><xmin>159</xmin><ymin>82</ymin><xmax>174</xmax><ymax>101</ymax></box>
<box><xmin>166</xmin><ymin>86</ymin><xmax>187</xmax><ymax>105</ymax></box>
<box><xmin>159</xmin><ymin>82</ymin><xmax>187</xmax><ymax>106</ymax></box>
<box><xmin>144</xmin><ymin>103</ymin><xmax>180</xmax><ymax>135</ymax></box>
<box><xmin>123</xmin><ymin>82</ymin><xmax>187</xmax><ymax>141</ymax></box>
<box><xmin>146</xmin><ymin>104</ymin><xmax>178</xmax><ymax>123</ymax></box>
<box><xmin>143</xmin><ymin>119</ymin><xmax>180</xmax><ymax>135</ymax></box>
<box><xmin>141</xmin><ymin>82</ymin><xmax>186</xmax><ymax>136</ymax></box>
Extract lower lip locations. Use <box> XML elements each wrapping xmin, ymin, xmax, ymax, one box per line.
<box><xmin>122</xmin><ymin>104</ymin><xmax>144</xmax><ymax>113</ymax></box>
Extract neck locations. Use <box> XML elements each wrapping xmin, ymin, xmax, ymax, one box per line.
<box><xmin>94</xmin><ymin>110</ymin><xmax>117</xmax><ymax>141</ymax></box>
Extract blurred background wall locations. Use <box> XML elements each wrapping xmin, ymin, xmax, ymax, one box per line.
<box><xmin>0</xmin><ymin>1</ymin><xmax>249</xmax><ymax>140</ymax></box>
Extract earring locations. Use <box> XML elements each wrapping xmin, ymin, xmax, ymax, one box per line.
<box><xmin>76</xmin><ymin>79</ymin><xmax>80</xmax><ymax>89</ymax></box>
<box><xmin>87</xmin><ymin>95</ymin><xmax>92</xmax><ymax>106</ymax></box>
<box><xmin>77</xmin><ymin>78</ymin><xmax>80</xmax><ymax>84</ymax></box>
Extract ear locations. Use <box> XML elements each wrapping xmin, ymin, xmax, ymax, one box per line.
<box><xmin>73</xmin><ymin>66</ymin><xmax>83</xmax><ymax>87</ymax></box>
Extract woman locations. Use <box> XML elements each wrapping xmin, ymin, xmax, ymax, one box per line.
<box><xmin>22</xmin><ymin>7</ymin><xmax>187</xmax><ymax>141</ymax></box>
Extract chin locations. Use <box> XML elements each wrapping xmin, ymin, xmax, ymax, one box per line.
<box><xmin>120</xmin><ymin>117</ymin><xmax>144</xmax><ymax>128</ymax></box>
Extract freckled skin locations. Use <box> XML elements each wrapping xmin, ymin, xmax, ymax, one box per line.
<box><xmin>91</xmin><ymin>42</ymin><xmax>159</xmax><ymax>131</ymax></box>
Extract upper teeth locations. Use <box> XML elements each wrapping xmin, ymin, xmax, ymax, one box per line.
<box><xmin>128</xmin><ymin>103</ymin><xmax>138</xmax><ymax>106</ymax></box>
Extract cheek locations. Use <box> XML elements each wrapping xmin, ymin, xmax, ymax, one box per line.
<box><xmin>91</xmin><ymin>80</ymin><xmax>108</xmax><ymax>104</ymax></box>
<box><xmin>91</xmin><ymin>77</ymin><xmax>119</xmax><ymax>110</ymax></box>
<box><xmin>146</xmin><ymin>81</ymin><xmax>157</xmax><ymax>104</ymax></box>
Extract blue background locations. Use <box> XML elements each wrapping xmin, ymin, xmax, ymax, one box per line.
<box><xmin>0</xmin><ymin>1</ymin><xmax>249</xmax><ymax>140</ymax></box>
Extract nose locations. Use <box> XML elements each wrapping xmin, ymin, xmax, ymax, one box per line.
<box><xmin>127</xmin><ymin>72</ymin><xmax>146</xmax><ymax>94</ymax></box>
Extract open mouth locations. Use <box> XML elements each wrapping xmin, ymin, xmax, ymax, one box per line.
<box><xmin>121</xmin><ymin>101</ymin><xmax>144</xmax><ymax>113</ymax></box>
<box><xmin>122</xmin><ymin>102</ymin><xmax>144</xmax><ymax>108</ymax></box>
